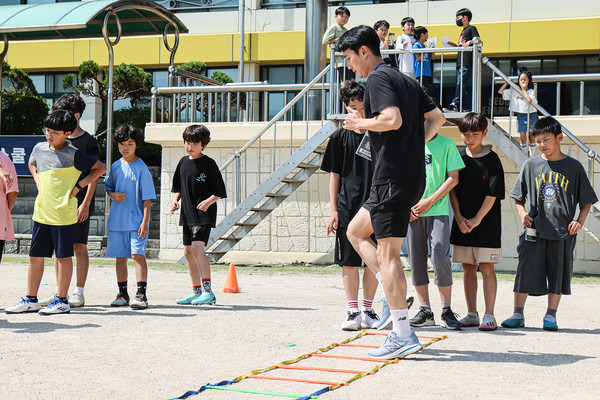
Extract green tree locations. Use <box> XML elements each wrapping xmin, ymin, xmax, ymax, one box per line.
<box><xmin>1</xmin><ymin>61</ymin><xmax>49</xmax><ymax>135</ymax></box>
<box><xmin>63</xmin><ymin>60</ymin><xmax>153</xmax><ymax>107</ymax></box>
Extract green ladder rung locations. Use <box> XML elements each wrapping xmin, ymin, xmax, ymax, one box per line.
<box><xmin>205</xmin><ymin>385</ymin><xmax>318</xmax><ymax>399</ymax></box>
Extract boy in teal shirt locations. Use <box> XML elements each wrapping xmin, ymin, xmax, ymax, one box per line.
<box><xmin>406</xmin><ymin>131</ymin><xmax>464</xmax><ymax>330</ymax></box>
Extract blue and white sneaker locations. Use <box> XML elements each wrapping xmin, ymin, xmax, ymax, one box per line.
<box><xmin>39</xmin><ymin>297</ymin><xmax>70</xmax><ymax>315</ymax></box>
<box><xmin>501</xmin><ymin>314</ymin><xmax>525</xmax><ymax>328</ymax></box>
<box><xmin>543</xmin><ymin>315</ymin><xmax>558</xmax><ymax>331</ymax></box>
<box><xmin>176</xmin><ymin>294</ymin><xmax>199</xmax><ymax>305</ymax></box>
<box><xmin>376</xmin><ymin>296</ymin><xmax>414</xmax><ymax>330</ymax></box>
<box><xmin>191</xmin><ymin>292</ymin><xmax>216</xmax><ymax>305</ymax></box>
<box><xmin>5</xmin><ymin>297</ymin><xmax>41</xmax><ymax>314</ymax></box>
<box><xmin>368</xmin><ymin>330</ymin><xmax>423</xmax><ymax>359</ymax></box>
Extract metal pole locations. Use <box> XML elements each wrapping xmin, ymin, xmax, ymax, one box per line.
<box><xmin>239</xmin><ymin>0</ymin><xmax>245</xmax><ymax>83</ymax></box>
<box><xmin>556</xmin><ymin>82</ymin><xmax>561</xmax><ymax>116</ymax></box>
<box><xmin>235</xmin><ymin>150</ymin><xmax>241</xmax><ymax>205</ymax></box>
<box><xmin>0</xmin><ymin>34</ymin><xmax>8</xmax><ymax>135</ymax></box>
<box><xmin>580</xmin><ymin>81</ymin><xmax>585</xmax><ymax>115</ymax></box>
<box><xmin>305</xmin><ymin>0</ymin><xmax>327</xmax><ymax>120</ymax></box>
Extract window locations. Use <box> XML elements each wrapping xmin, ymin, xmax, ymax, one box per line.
<box><xmin>260</xmin><ymin>65</ymin><xmax>304</xmax><ymax>120</ymax></box>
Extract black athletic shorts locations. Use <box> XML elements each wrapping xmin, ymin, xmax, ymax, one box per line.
<box><xmin>513</xmin><ymin>234</ymin><xmax>576</xmax><ymax>296</ymax></box>
<box><xmin>0</xmin><ymin>240</ymin><xmax>4</xmax><ymax>263</ymax></box>
<box><xmin>335</xmin><ymin>227</ymin><xmax>362</xmax><ymax>267</ymax></box>
<box><xmin>74</xmin><ymin>199</ymin><xmax>94</xmax><ymax>245</ymax></box>
<box><xmin>182</xmin><ymin>225</ymin><xmax>211</xmax><ymax>246</ymax></box>
<box><xmin>30</xmin><ymin>222</ymin><xmax>76</xmax><ymax>258</ymax></box>
<box><xmin>362</xmin><ymin>180</ymin><xmax>425</xmax><ymax>239</ymax></box>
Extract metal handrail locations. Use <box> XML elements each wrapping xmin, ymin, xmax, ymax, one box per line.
<box><xmin>152</xmin><ymin>83</ymin><xmax>328</xmax><ymax>95</ymax></box>
<box><xmin>483</xmin><ymin>57</ymin><xmax>600</xmax><ymax>166</ymax></box>
<box><xmin>169</xmin><ymin>65</ymin><xmax>222</xmax><ymax>86</ymax></box>
<box><xmin>494</xmin><ymin>73</ymin><xmax>600</xmax><ymax>83</ymax></box>
<box><xmin>218</xmin><ymin>64</ymin><xmax>331</xmax><ymax>172</ymax></box>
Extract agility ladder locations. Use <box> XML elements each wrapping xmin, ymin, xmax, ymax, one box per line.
<box><xmin>169</xmin><ymin>331</ymin><xmax>447</xmax><ymax>400</ymax></box>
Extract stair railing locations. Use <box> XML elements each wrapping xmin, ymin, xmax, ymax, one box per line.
<box><xmin>483</xmin><ymin>57</ymin><xmax>599</xmax><ymax>190</ymax></box>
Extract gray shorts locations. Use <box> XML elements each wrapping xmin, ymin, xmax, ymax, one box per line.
<box><xmin>513</xmin><ymin>234</ymin><xmax>576</xmax><ymax>296</ymax></box>
<box><xmin>406</xmin><ymin>215</ymin><xmax>452</xmax><ymax>287</ymax></box>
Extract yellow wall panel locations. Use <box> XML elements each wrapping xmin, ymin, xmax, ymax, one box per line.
<box><xmin>510</xmin><ymin>18</ymin><xmax>600</xmax><ymax>54</ymax></box>
<box><xmin>250</xmin><ymin>31</ymin><xmax>305</xmax><ymax>63</ymax></box>
<box><xmin>7</xmin><ymin>40</ymin><xmax>74</xmax><ymax>70</ymax></box>
<box><xmin>175</xmin><ymin>35</ymin><xmax>234</xmax><ymax>64</ymax></box>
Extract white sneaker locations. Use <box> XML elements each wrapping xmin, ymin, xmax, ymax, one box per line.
<box><xmin>39</xmin><ymin>298</ymin><xmax>70</xmax><ymax>315</ymax></box>
<box><xmin>5</xmin><ymin>297</ymin><xmax>41</xmax><ymax>314</ymax></box>
<box><xmin>68</xmin><ymin>293</ymin><xmax>85</xmax><ymax>308</ymax></box>
<box><xmin>39</xmin><ymin>292</ymin><xmax>57</xmax><ymax>307</ymax></box>
<box><xmin>341</xmin><ymin>311</ymin><xmax>362</xmax><ymax>331</ymax></box>
<box><xmin>361</xmin><ymin>309</ymin><xmax>380</xmax><ymax>329</ymax></box>
<box><xmin>130</xmin><ymin>296</ymin><xmax>148</xmax><ymax>310</ymax></box>
<box><xmin>110</xmin><ymin>294</ymin><xmax>130</xmax><ymax>307</ymax></box>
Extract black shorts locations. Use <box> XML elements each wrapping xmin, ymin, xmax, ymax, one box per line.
<box><xmin>0</xmin><ymin>240</ymin><xmax>4</xmax><ymax>263</ymax></box>
<box><xmin>182</xmin><ymin>225</ymin><xmax>211</xmax><ymax>246</ymax></box>
<box><xmin>513</xmin><ymin>234</ymin><xmax>576</xmax><ymax>296</ymax></box>
<box><xmin>74</xmin><ymin>199</ymin><xmax>94</xmax><ymax>245</ymax></box>
<box><xmin>335</xmin><ymin>227</ymin><xmax>363</xmax><ymax>267</ymax></box>
<box><xmin>30</xmin><ymin>222</ymin><xmax>76</xmax><ymax>258</ymax></box>
<box><xmin>362</xmin><ymin>180</ymin><xmax>425</xmax><ymax>240</ymax></box>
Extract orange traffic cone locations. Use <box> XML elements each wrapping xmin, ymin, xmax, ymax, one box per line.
<box><xmin>223</xmin><ymin>263</ymin><xmax>239</xmax><ymax>293</ymax></box>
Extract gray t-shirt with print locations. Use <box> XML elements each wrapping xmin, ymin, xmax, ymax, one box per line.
<box><xmin>510</xmin><ymin>155</ymin><xmax>597</xmax><ymax>240</ymax></box>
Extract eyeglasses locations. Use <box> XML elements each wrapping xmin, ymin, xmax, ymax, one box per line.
<box><xmin>44</xmin><ymin>129</ymin><xmax>62</xmax><ymax>137</ymax></box>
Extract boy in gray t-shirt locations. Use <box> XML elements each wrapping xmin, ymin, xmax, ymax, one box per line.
<box><xmin>502</xmin><ymin>117</ymin><xmax>597</xmax><ymax>332</ymax></box>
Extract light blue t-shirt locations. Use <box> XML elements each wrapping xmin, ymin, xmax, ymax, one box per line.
<box><xmin>105</xmin><ymin>158</ymin><xmax>156</xmax><ymax>231</ymax></box>
<box><xmin>413</xmin><ymin>42</ymin><xmax>432</xmax><ymax>78</ymax></box>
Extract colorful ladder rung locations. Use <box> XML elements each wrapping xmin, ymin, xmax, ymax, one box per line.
<box><xmin>205</xmin><ymin>385</ymin><xmax>318</xmax><ymax>399</ymax></box>
<box><xmin>246</xmin><ymin>375</ymin><xmax>348</xmax><ymax>386</ymax></box>
<box><xmin>309</xmin><ymin>353</ymin><xmax>399</xmax><ymax>363</ymax></box>
<box><xmin>276</xmin><ymin>365</ymin><xmax>372</xmax><ymax>375</ymax></box>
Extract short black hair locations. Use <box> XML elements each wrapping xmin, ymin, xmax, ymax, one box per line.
<box><xmin>43</xmin><ymin>110</ymin><xmax>77</xmax><ymax>133</ymax></box>
<box><xmin>401</xmin><ymin>17</ymin><xmax>415</xmax><ymax>26</ymax></box>
<box><xmin>458</xmin><ymin>112</ymin><xmax>488</xmax><ymax>133</ymax></box>
<box><xmin>114</xmin><ymin>124</ymin><xmax>144</xmax><ymax>147</ymax></box>
<box><xmin>518</xmin><ymin>70</ymin><xmax>534</xmax><ymax>90</ymax></box>
<box><xmin>52</xmin><ymin>94</ymin><xmax>86</xmax><ymax>116</ymax></box>
<box><xmin>532</xmin><ymin>116</ymin><xmax>562</xmax><ymax>137</ymax></box>
<box><xmin>373</xmin><ymin>20</ymin><xmax>390</xmax><ymax>31</ymax></box>
<box><xmin>340</xmin><ymin>81</ymin><xmax>365</xmax><ymax>105</ymax></box>
<box><xmin>335</xmin><ymin>6</ymin><xmax>350</xmax><ymax>17</ymax></box>
<box><xmin>456</xmin><ymin>8</ymin><xmax>472</xmax><ymax>21</ymax></box>
<box><xmin>413</xmin><ymin>26</ymin><xmax>428</xmax><ymax>41</ymax></box>
<box><xmin>183</xmin><ymin>124</ymin><xmax>211</xmax><ymax>146</ymax></box>
<box><xmin>336</xmin><ymin>25</ymin><xmax>381</xmax><ymax>58</ymax></box>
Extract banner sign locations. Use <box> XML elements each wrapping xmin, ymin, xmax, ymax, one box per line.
<box><xmin>0</xmin><ymin>136</ymin><xmax>46</xmax><ymax>176</ymax></box>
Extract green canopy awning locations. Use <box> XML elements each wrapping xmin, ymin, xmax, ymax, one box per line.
<box><xmin>0</xmin><ymin>0</ymin><xmax>188</xmax><ymax>41</ymax></box>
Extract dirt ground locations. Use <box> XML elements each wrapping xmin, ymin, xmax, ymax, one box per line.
<box><xmin>1</xmin><ymin>258</ymin><xmax>599</xmax><ymax>400</ymax></box>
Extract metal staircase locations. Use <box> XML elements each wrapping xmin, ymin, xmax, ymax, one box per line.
<box><xmin>206</xmin><ymin>121</ymin><xmax>337</xmax><ymax>262</ymax></box>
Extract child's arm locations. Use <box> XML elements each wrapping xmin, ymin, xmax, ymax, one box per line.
<box><xmin>412</xmin><ymin>170</ymin><xmax>459</xmax><ymax>218</ymax></box>
<box><xmin>106</xmin><ymin>190</ymin><xmax>127</xmax><ymax>202</ymax></box>
<box><xmin>568</xmin><ymin>203</ymin><xmax>593</xmax><ymax>236</ymax></box>
<box><xmin>170</xmin><ymin>193</ymin><xmax>181</xmax><ymax>213</ymax></box>
<box><xmin>465</xmin><ymin>196</ymin><xmax>496</xmax><ymax>231</ymax></box>
<box><xmin>198</xmin><ymin>195</ymin><xmax>220</xmax><ymax>212</ymax></box>
<box><xmin>7</xmin><ymin>192</ymin><xmax>17</xmax><ymax>211</ymax></box>
<box><xmin>77</xmin><ymin>179</ymin><xmax>98</xmax><ymax>223</ymax></box>
<box><xmin>70</xmin><ymin>160</ymin><xmax>107</xmax><ymax>199</ymax></box>
<box><xmin>28</xmin><ymin>163</ymin><xmax>39</xmax><ymax>190</ymax></box>
<box><xmin>449</xmin><ymin>189</ymin><xmax>469</xmax><ymax>234</ymax></box>
<box><xmin>514</xmin><ymin>199</ymin><xmax>533</xmax><ymax>228</ymax></box>
<box><xmin>138</xmin><ymin>199</ymin><xmax>152</xmax><ymax>238</ymax></box>
<box><xmin>498</xmin><ymin>83</ymin><xmax>508</xmax><ymax>94</ymax></box>
<box><xmin>327</xmin><ymin>172</ymin><xmax>341</xmax><ymax>235</ymax></box>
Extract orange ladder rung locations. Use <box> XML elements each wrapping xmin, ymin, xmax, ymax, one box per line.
<box><xmin>276</xmin><ymin>365</ymin><xmax>373</xmax><ymax>375</ymax></box>
<box><xmin>310</xmin><ymin>354</ymin><xmax>398</xmax><ymax>363</ymax></box>
<box><xmin>246</xmin><ymin>375</ymin><xmax>348</xmax><ymax>386</ymax></box>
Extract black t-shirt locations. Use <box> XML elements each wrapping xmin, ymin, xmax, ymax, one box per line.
<box><xmin>364</xmin><ymin>65</ymin><xmax>436</xmax><ymax>185</ymax></box>
<box><xmin>457</xmin><ymin>25</ymin><xmax>480</xmax><ymax>67</ymax></box>
<box><xmin>171</xmin><ymin>155</ymin><xmax>227</xmax><ymax>227</ymax></box>
<box><xmin>450</xmin><ymin>149</ymin><xmax>505</xmax><ymax>248</ymax></box>
<box><xmin>68</xmin><ymin>131</ymin><xmax>100</xmax><ymax>209</ymax></box>
<box><xmin>320</xmin><ymin>128</ymin><xmax>373</xmax><ymax>227</ymax></box>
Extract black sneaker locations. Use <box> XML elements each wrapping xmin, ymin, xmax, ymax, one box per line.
<box><xmin>443</xmin><ymin>103</ymin><xmax>458</xmax><ymax>113</ymax></box>
<box><xmin>409</xmin><ymin>307</ymin><xmax>435</xmax><ymax>327</ymax></box>
<box><xmin>441</xmin><ymin>308</ymin><xmax>463</xmax><ymax>330</ymax></box>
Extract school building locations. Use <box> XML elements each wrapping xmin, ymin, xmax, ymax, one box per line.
<box><xmin>2</xmin><ymin>0</ymin><xmax>599</xmax><ymax>272</ymax></box>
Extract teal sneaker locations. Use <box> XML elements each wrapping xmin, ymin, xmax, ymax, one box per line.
<box><xmin>543</xmin><ymin>317</ymin><xmax>558</xmax><ymax>331</ymax></box>
<box><xmin>501</xmin><ymin>314</ymin><xmax>525</xmax><ymax>328</ymax></box>
<box><xmin>191</xmin><ymin>292</ymin><xmax>216</xmax><ymax>305</ymax></box>
<box><xmin>176</xmin><ymin>294</ymin><xmax>199</xmax><ymax>305</ymax></box>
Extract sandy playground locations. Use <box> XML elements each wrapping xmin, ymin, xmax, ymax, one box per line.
<box><xmin>1</xmin><ymin>257</ymin><xmax>599</xmax><ymax>400</ymax></box>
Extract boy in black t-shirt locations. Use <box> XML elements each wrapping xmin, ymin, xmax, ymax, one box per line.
<box><xmin>336</xmin><ymin>25</ymin><xmax>446</xmax><ymax>359</ymax></box>
<box><xmin>171</xmin><ymin>125</ymin><xmax>227</xmax><ymax>306</ymax></box>
<box><xmin>321</xmin><ymin>82</ymin><xmax>379</xmax><ymax>331</ymax></box>
<box><xmin>502</xmin><ymin>117</ymin><xmax>597</xmax><ymax>331</ymax></box>
<box><xmin>444</xmin><ymin>8</ymin><xmax>480</xmax><ymax>112</ymax></box>
<box><xmin>39</xmin><ymin>94</ymin><xmax>100</xmax><ymax>308</ymax></box>
<box><xmin>449</xmin><ymin>113</ymin><xmax>505</xmax><ymax>331</ymax></box>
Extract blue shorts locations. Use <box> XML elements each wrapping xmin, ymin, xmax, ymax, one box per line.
<box><xmin>30</xmin><ymin>222</ymin><xmax>76</xmax><ymax>258</ymax></box>
<box><xmin>517</xmin><ymin>112</ymin><xmax>539</xmax><ymax>133</ymax></box>
<box><xmin>106</xmin><ymin>230</ymin><xmax>148</xmax><ymax>258</ymax></box>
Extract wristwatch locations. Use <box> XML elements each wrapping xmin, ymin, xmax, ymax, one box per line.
<box><xmin>75</xmin><ymin>182</ymin><xmax>83</xmax><ymax>190</ymax></box>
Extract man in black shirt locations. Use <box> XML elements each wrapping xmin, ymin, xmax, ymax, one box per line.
<box><xmin>336</xmin><ymin>25</ymin><xmax>446</xmax><ymax>359</ymax></box>
<box><xmin>445</xmin><ymin>8</ymin><xmax>481</xmax><ymax>112</ymax></box>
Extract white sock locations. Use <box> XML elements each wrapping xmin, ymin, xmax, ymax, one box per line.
<box><xmin>391</xmin><ymin>308</ymin><xmax>412</xmax><ymax>338</ymax></box>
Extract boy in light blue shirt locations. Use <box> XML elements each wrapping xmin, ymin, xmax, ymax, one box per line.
<box><xmin>105</xmin><ymin>125</ymin><xmax>156</xmax><ymax>310</ymax></box>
